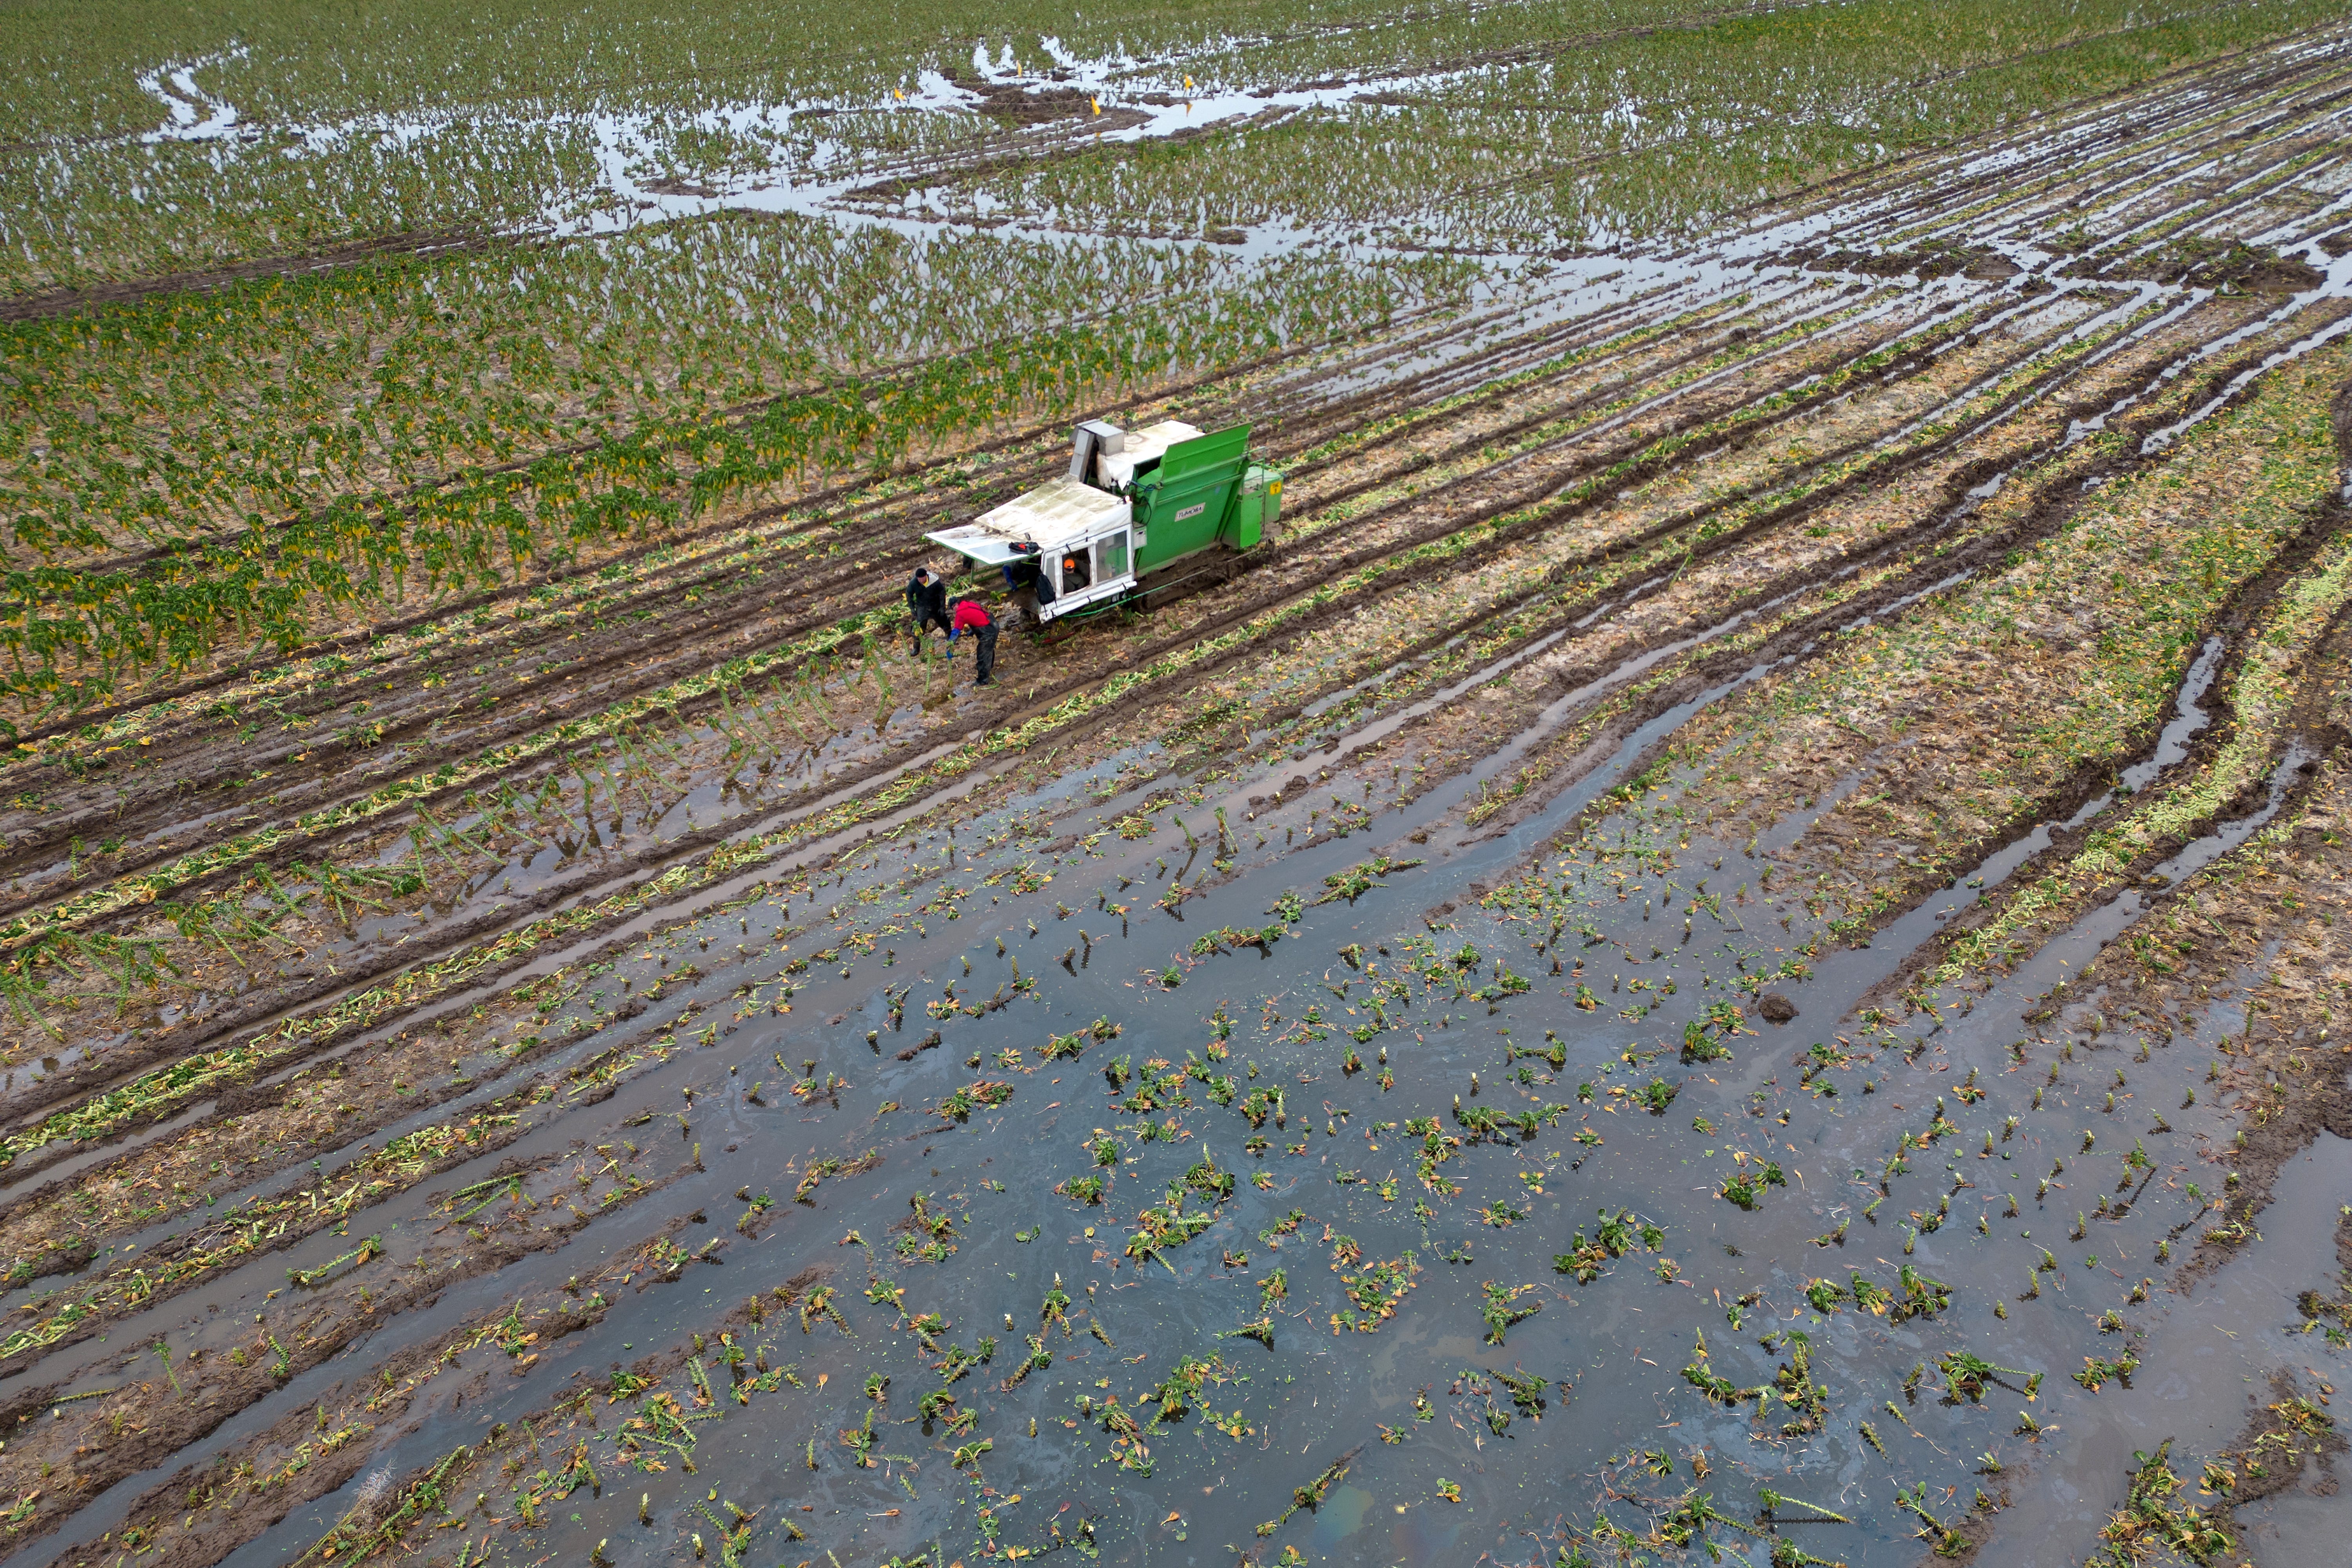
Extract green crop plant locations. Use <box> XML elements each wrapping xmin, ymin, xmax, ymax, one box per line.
<box><xmin>1478</xmin><ymin>1280</ymin><xmax>1541</xmax><ymax>1345</ymax></box>
<box><xmin>2074</xmin><ymin>1352</ymin><xmax>2141</xmax><ymax>1392</ymax></box>
<box><xmin>1</xmin><ymin>225</ymin><xmax>1468</xmax><ymax>726</ymax></box>
<box><xmin>1939</xmin><ymin>1350</ymin><xmax>2028</xmax><ymax>1403</ymax></box>
<box><xmin>2089</xmin><ymin>1439</ymin><xmax>2234</xmax><ymax>1565</ymax></box>
<box><xmin>1553</xmin><ymin>1209</ymin><xmax>1664</xmax><ymax>1283</ymax></box>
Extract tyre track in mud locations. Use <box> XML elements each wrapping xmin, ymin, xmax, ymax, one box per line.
<box><xmin>0</xmin><ymin>980</ymin><xmax>878</xmax><ymax>1568</ymax></box>
<box><xmin>0</xmin><ymin>1159</ymin><xmax>690</xmax><ymax>1562</ymax></box>
<box><xmin>10</xmin><ymin>101</ymin><xmax>2341</xmax><ymax>1169</ymax></box>
<box><xmin>0</xmin><ymin>270</ymin><xmax>2295</xmax><ymax>1211</ymax></box>
<box><xmin>4</xmin><ymin>46</ymin><xmax>2352</xmax><ymax>1533</ymax></box>
<box><xmin>1254</xmin><ymin>291</ymin><xmax>2352</xmax><ymax>921</ymax></box>
<box><xmin>0</xmin><ymin>231</ymin><xmax>500</xmax><ymax>325</ymax></box>
<box><xmin>0</xmin><ymin>979</ymin><xmax>734</xmax><ymax>1376</ymax></box>
<box><xmin>1971</xmin><ymin>64</ymin><xmax>2352</xmax><ymax>234</ymax></box>
<box><xmin>1838</xmin><ymin>394</ymin><xmax>2352</xmax><ymax>1022</ymax></box>
<box><xmin>0</xmin><ymin>280</ymin><xmax>1917</xmax><ymax>963</ymax></box>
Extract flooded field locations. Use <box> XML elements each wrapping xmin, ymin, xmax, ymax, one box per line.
<box><xmin>9</xmin><ymin>2</ymin><xmax>2352</xmax><ymax>1566</ymax></box>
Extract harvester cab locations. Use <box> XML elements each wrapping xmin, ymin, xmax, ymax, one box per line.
<box><xmin>923</xmin><ymin>418</ymin><xmax>1281</xmax><ymax>628</ymax></box>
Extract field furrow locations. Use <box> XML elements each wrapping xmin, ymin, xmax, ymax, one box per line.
<box><xmin>11</xmin><ymin>13</ymin><xmax>2352</xmax><ymax>1568</ymax></box>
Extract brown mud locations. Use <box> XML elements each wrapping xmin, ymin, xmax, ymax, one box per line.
<box><xmin>1430</xmin><ymin>300</ymin><xmax>2331</xmax><ymax>861</ymax></box>
<box><xmin>16</xmin><ymin>31</ymin><xmax>2352</xmax><ymax>1568</ymax></box>
<box><xmin>0</xmin><ymin>233</ymin><xmax>496</xmax><ymax>326</ymax></box>
<box><xmin>2</xmin><ymin>296</ymin><xmax>1941</xmax><ymax>1079</ymax></box>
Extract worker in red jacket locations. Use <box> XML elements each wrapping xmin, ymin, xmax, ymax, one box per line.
<box><xmin>948</xmin><ymin>596</ymin><xmax>998</xmax><ymax>687</ymax></box>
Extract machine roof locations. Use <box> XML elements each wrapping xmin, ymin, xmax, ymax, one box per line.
<box><xmin>926</xmin><ymin>476</ymin><xmax>1131</xmax><ymax>563</ymax></box>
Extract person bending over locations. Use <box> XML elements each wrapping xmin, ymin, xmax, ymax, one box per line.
<box><xmin>949</xmin><ymin>596</ymin><xmax>998</xmax><ymax>687</ymax></box>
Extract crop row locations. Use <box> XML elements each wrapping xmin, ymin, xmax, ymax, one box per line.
<box><xmin>5</xmin><ymin>0</ymin><xmax>2342</xmax><ymax>292</ymax></box>
<box><xmin>0</xmin><ymin>278</ymin><xmax>2124</xmax><ymax>1070</ymax></box>
<box><xmin>1</xmin><ymin>245</ymin><xmax>1472</xmax><ymax>722</ymax></box>
<box><xmin>4</xmin><ymin>220</ymin><xmax>1385</xmax><ymax>561</ymax></box>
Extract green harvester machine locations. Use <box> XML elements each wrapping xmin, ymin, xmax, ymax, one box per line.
<box><xmin>924</xmin><ymin>419</ymin><xmax>1282</xmax><ymax>628</ymax></box>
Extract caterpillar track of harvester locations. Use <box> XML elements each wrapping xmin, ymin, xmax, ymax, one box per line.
<box><xmin>924</xmin><ymin>419</ymin><xmax>1281</xmax><ymax>630</ymax></box>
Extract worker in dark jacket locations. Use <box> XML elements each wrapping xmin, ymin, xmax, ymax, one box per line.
<box><xmin>948</xmin><ymin>597</ymin><xmax>998</xmax><ymax>687</ymax></box>
<box><xmin>1000</xmin><ymin>542</ymin><xmax>1054</xmax><ymax>628</ymax></box>
<box><xmin>905</xmin><ymin>566</ymin><xmax>949</xmax><ymax>655</ymax></box>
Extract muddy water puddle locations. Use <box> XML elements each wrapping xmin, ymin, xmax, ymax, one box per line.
<box><xmin>13</xmin><ymin>658</ymin><xmax>2309</xmax><ymax>1568</ymax></box>
<box><xmin>27</xmin><ymin>38</ymin><xmax>2352</xmax><ymax>1568</ymax></box>
<box><xmin>1983</xmin><ymin>1130</ymin><xmax>2352</xmax><ymax>1566</ymax></box>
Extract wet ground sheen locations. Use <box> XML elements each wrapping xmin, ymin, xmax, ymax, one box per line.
<box><xmin>12</xmin><ymin>16</ymin><xmax>2352</xmax><ymax>1568</ymax></box>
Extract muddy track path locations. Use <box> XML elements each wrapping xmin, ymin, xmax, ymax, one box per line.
<box><xmin>9</xmin><ymin>30</ymin><xmax>2352</xmax><ymax>1568</ymax></box>
<box><xmin>0</xmin><ymin>294</ymin><xmax>2054</xmax><ymax>1079</ymax></box>
<box><xmin>11</xmin><ymin>45</ymin><xmax>2352</xmax><ymax>1137</ymax></box>
<box><xmin>0</xmin><ymin>285</ymin><xmax>1777</xmax><ymax>897</ymax></box>
<box><xmin>7</xmin><ymin>25</ymin><xmax>2348</xmax><ymax>1074</ymax></box>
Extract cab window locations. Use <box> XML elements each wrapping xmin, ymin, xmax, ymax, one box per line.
<box><xmin>1096</xmin><ymin>530</ymin><xmax>1130</xmax><ymax>581</ymax></box>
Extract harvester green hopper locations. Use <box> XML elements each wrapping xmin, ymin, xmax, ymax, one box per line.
<box><xmin>923</xmin><ymin>418</ymin><xmax>1281</xmax><ymax>627</ymax></box>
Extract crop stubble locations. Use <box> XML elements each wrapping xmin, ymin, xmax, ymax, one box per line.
<box><xmin>12</xmin><ymin>14</ymin><xmax>2352</xmax><ymax>1568</ymax></box>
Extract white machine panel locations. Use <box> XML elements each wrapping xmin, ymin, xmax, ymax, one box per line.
<box><xmin>1093</xmin><ymin>420</ymin><xmax>1203</xmax><ymax>491</ymax></box>
<box><xmin>925</xmin><ymin>475</ymin><xmax>1130</xmax><ymax>560</ymax></box>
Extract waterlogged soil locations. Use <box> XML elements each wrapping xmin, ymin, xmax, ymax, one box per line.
<box><xmin>12</xmin><ymin>31</ymin><xmax>2352</xmax><ymax>1568</ymax></box>
<box><xmin>0</xmin><ymin>232</ymin><xmax>496</xmax><ymax>325</ymax></box>
<box><xmin>13</xmin><ymin>746</ymin><xmax>2323</xmax><ymax>1568</ymax></box>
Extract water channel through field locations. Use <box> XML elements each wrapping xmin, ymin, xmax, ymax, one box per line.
<box><xmin>20</xmin><ymin>639</ymin><xmax>2335</xmax><ymax>1568</ymax></box>
<box><xmin>20</xmin><ymin>25</ymin><xmax>2352</xmax><ymax>1568</ymax></box>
